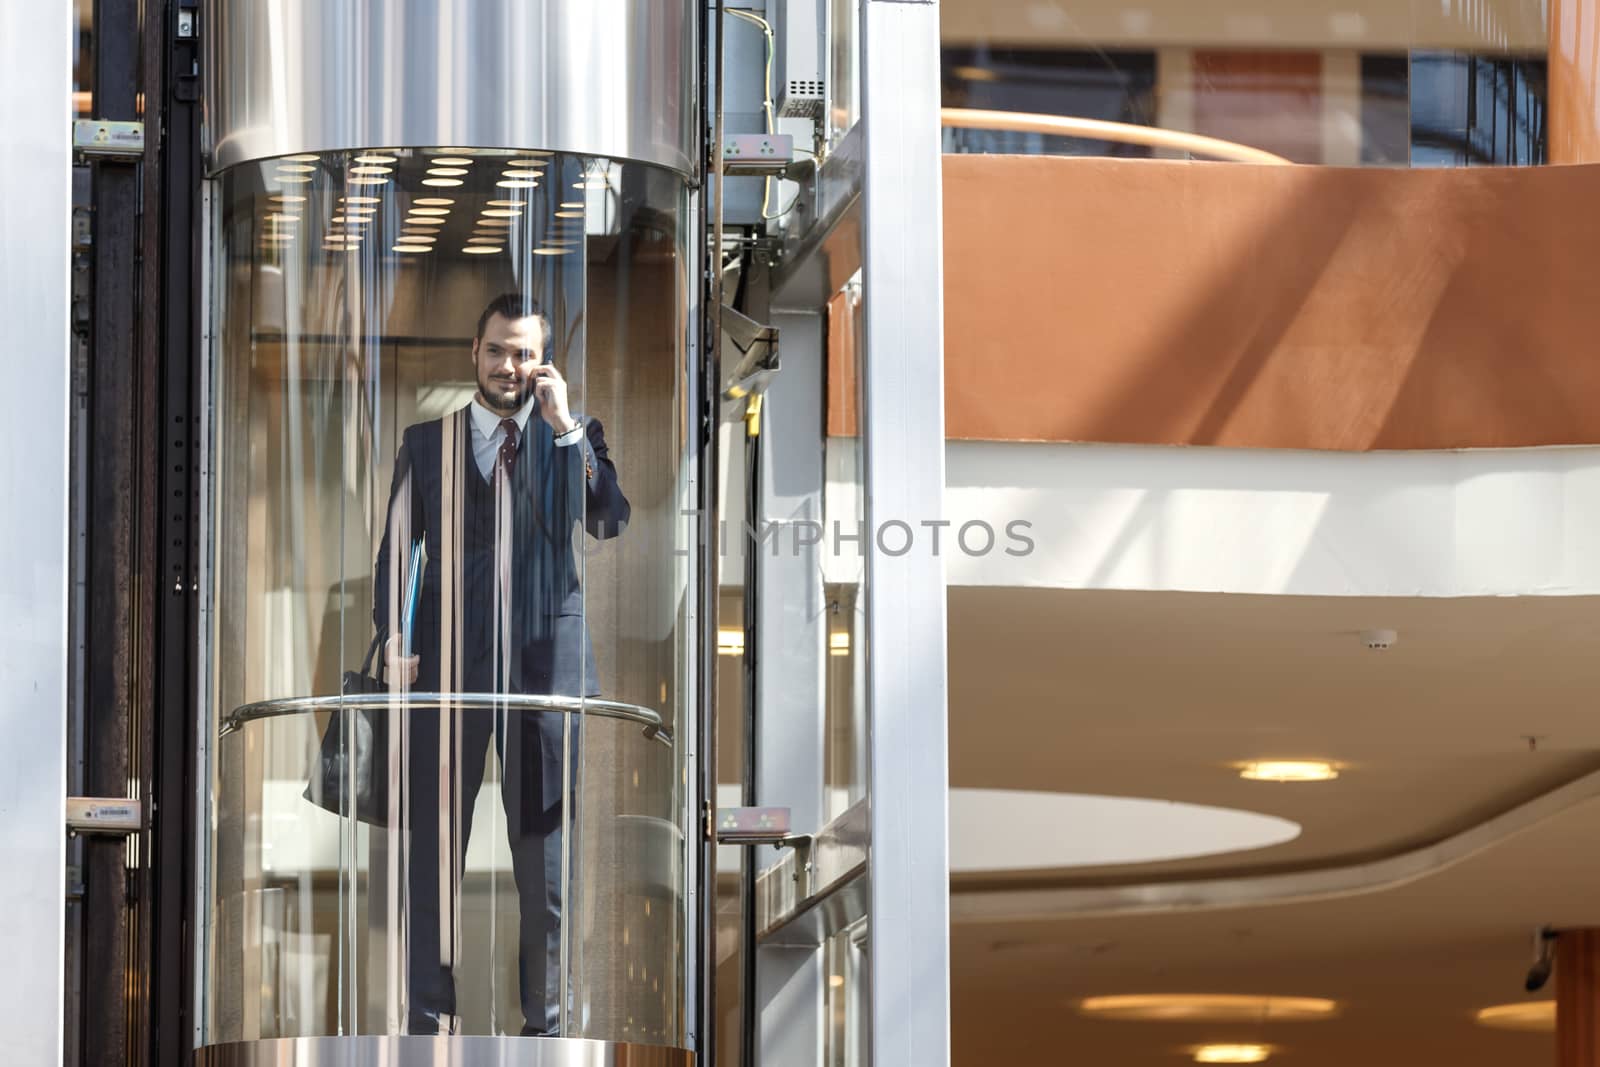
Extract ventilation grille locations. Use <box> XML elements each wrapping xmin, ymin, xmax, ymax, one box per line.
<box><xmin>779</xmin><ymin>78</ymin><xmax>824</xmax><ymax>119</ymax></box>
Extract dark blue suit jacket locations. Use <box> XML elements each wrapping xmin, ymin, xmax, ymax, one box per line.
<box><xmin>373</xmin><ymin>404</ymin><xmax>629</xmax><ymax>810</ymax></box>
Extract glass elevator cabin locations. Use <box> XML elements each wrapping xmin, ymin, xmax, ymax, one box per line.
<box><xmin>199</xmin><ymin>2</ymin><xmax>700</xmax><ymax>1063</ymax></box>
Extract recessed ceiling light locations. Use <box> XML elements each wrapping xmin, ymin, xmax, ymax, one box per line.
<box><xmin>501</xmin><ymin>169</ymin><xmax>541</xmax><ymax>179</ymax></box>
<box><xmin>427</xmin><ymin>167</ymin><xmax>469</xmax><ymax>177</ymax></box>
<box><xmin>281</xmin><ymin>154</ymin><xmax>319</xmax><ymax>162</ymax></box>
<box><xmin>1475</xmin><ymin>1001</ymin><xmax>1555</xmax><ymax>1032</ymax></box>
<box><xmin>275</xmin><ymin>175</ymin><xmax>313</xmax><ymax>184</ymax></box>
<box><xmin>717</xmin><ymin>629</ymin><xmax>744</xmax><ymax>655</ymax></box>
<box><xmin>828</xmin><ymin>975</ymin><xmax>845</xmax><ymax>989</ymax></box>
<box><xmin>1078</xmin><ymin>995</ymin><xmax>1338</xmax><ymax>1022</ymax></box>
<box><xmin>533</xmin><ymin>247</ymin><xmax>573</xmax><ymax>256</ymax></box>
<box><xmin>347</xmin><ymin>176</ymin><xmax>388</xmax><ymax>186</ymax></box>
<box><xmin>1238</xmin><ymin>761</ymin><xmax>1340</xmax><ymax>783</ymax></box>
<box><xmin>430</xmin><ymin>157</ymin><xmax>473</xmax><ymax>166</ymax></box>
<box><xmin>353</xmin><ymin>154</ymin><xmax>398</xmax><ymax>164</ymax></box>
<box><xmin>462</xmin><ymin>246</ymin><xmax>502</xmax><ymax>254</ymax></box>
<box><xmin>829</xmin><ymin>632</ymin><xmax>850</xmax><ymax>655</ymax></box>
<box><xmin>1194</xmin><ymin>1046</ymin><xmax>1272</xmax><ymax>1065</ymax></box>
<box><xmin>476</xmin><ymin>219</ymin><xmax>513</xmax><ymax>228</ymax></box>
<box><xmin>408</xmin><ymin>207</ymin><xmax>451</xmax><ymax>216</ymax></box>
<box><xmin>342</xmin><ymin>206</ymin><xmax>377</xmax><ymax>215</ymax></box>
<box><xmin>506</xmin><ymin>157</ymin><xmax>550</xmax><ymax>166</ymax></box>
<box><xmin>392</xmin><ymin>244</ymin><xmax>431</xmax><ymax>253</ymax></box>
<box><xmin>496</xmin><ymin>179</ymin><xmax>539</xmax><ymax>189</ymax></box>
<box><xmin>485</xmin><ymin>199</ymin><xmax>525</xmax><ymax>208</ymax></box>
<box><xmin>466</xmin><ymin>236</ymin><xmax>503</xmax><ymax>244</ymax></box>
<box><xmin>276</xmin><ymin>164</ymin><xmax>316</xmax><ymax>173</ymax></box>
<box><xmin>263</xmin><ymin>212</ymin><xmax>299</xmax><ymax>222</ymax></box>
<box><xmin>329</xmin><ymin>215</ymin><xmax>370</xmax><ymax>224</ymax></box>
<box><xmin>340</xmin><ymin>195</ymin><xmax>381</xmax><ymax>204</ymax></box>
<box><xmin>398</xmin><ymin>233</ymin><xmax>438</xmax><ymax>242</ymax></box>
<box><xmin>350</xmin><ymin>165</ymin><xmax>392</xmax><ymax>176</ymax></box>
<box><xmin>422</xmin><ymin>177</ymin><xmax>464</xmax><ymax>187</ymax></box>
<box><xmin>554</xmin><ymin>210</ymin><xmax>584</xmax><ymax>218</ymax></box>
<box><xmin>480</xmin><ymin>208</ymin><xmax>522</xmax><ymax>217</ymax></box>
<box><xmin>269</xmin><ymin>194</ymin><xmax>308</xmax><ymax>203</ymax></box>
<box><xmin>403</xmin><ymin>217</ymin><xmax>445</xmax><ymax>227</ymax></box>
<box><xmin>414</xmin><ymin>197</ymin><xmax>455</xmax><ymax>206</ymax></box>
<box><xmin>559</xmin><ymin>201</ymin><xmax>584</xmax><ymax>208</ymax></box>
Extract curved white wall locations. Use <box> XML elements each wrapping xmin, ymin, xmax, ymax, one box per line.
<box><xmin>944</xmin><ymin>442</ymin><xmax>1600</xmax><ymax>598</ymax></box>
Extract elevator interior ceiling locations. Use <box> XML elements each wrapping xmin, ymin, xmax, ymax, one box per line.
<box><xmin>946</xmin><ymin>586</ymin><xmax>1600</xmax><ymax>1066</ymax></box>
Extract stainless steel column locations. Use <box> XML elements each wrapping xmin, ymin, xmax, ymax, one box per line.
<box><xmin>0</xmin><ymin>2</ymin><xmax>72</xmax><ymax>1064</ymax></box>
<box><xmin>859</xmin><ymin>2</ymin><xmax>952</xmax><ymax>1066</ymax></box>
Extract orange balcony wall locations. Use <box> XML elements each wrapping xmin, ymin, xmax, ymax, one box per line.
<box><xmin>939</xmin><ymin>154</ymin><xmax>1600</xmax><ymax>451</ymax></box>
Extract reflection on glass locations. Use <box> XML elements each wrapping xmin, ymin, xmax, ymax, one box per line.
<box><xmin>202</xmin><ymin>149</ymin><xmax>691</xmax><ymax>1047</ymax></box>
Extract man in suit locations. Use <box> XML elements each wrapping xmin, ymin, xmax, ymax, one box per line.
<box><xmin>372</xmin><ymin>291</ymin><xmax>629</xmax><ymax>1036</ymax></box>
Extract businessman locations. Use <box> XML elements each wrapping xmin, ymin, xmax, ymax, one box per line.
<box><xmin>373</xmin><ymin>291</ymin><xmax>629</xmax><ymax>1036</ymax></box>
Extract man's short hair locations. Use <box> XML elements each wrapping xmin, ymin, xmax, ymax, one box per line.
<box><xmin>474</xmin><ymin>292</ymin><xmax>551</xmax><ymax>351</ymax></box>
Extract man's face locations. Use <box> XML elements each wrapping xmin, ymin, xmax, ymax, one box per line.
<box><xmin>471</xmin><ymin>312</ymin><xmax>548</xmax><ymax>415</ymax></box>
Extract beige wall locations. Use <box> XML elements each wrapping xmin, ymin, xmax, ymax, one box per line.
<box><xmin>941</xmin><ymin>154</ymin><xmax>1600</xmax><ymax>451</ymax></box>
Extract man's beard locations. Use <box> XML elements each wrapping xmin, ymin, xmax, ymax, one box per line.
<box><xmin>478</xmin><ymin>373</ymin><xmax>532</xmax><ymax>413</ymax></box>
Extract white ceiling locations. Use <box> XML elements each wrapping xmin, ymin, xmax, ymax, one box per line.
<box><xmin>947</xmin><ymin>586</ymin><xmax>1600</xmax><ymax>1065</ymax></box>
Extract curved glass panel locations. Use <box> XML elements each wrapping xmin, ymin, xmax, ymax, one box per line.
<box><xmin>200</xmin><ymin>149</ymin><xmax>691</xmax><ymax>1048</ymax></box>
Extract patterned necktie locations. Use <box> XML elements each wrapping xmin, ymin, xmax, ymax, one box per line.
<box><xmin>497</xmin><ymin>417</ymin><xmax>520</xmax><ymax>477</ymax></box>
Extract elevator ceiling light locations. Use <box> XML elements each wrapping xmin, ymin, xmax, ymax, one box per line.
<box><xmin>281</xmin><ymin>153</ymin><xmax>319</xmax><ymax>162</ymax></box>
<box><xmin>353</xmin><ymin>154</ymin><xmax>398</xmax><ymax>164</ymax></box>
<box><xmin>423</xmin><ymin>178</ymin><xmax>464</xmax><ymax>187</ymax></box>
<box><xmin>430</xmin><ymin>157</ymin><xmax>473</xmax><ymax>166</ymax></box>
<box><xmin>480</xmin><ymin>208</ymin><xmax>522</xmax><ymax>217</ymax></box>
<box><xmin>427</xmin><ymin>167</ymin><xmax>469</xmax><ymax>177</ymax></box>
<box><xmin>496</xmin><ymin>179</ymin><xmax>539</xmax><ymax>189</ymax></box>
<box><xmin>269</xmin><ymin>194</ymin><xmax>308</xmax><ymax>204</ymax></box>
<box><xmin>555</xmin><ymin>210</ymin><xmax>584</xmax><ymax>219</ymax></box>
<box><xmin>414</xmin><ymin>197</ymin><xmax>455</xmax><ymax>206</ymax></box>
<box><xmin>1239</xmin><ymin>761</ymin><xmax>1340</xmax><ymax>783</ymax></box>
<box><xmin>1475</xmin><ymin>1001</ymin><xmax>1555</xmax><ymax>1032</ymax></box>
<box><xmin>717</xmin><ymin>629</ymin><xmax>745</xmax><ymax>655</ymax></box>
<box><xmin>347</xmin><ymin>177</ymin><xmax>389</xmax><ymax>186</ymax></box>
<box><xmin>392</xmin><ymin>244</ymin><xmax>431</xmax><ymax>253</ymax></box>
<box><xmin>1077</xmin><ymin>995</ymin><xmax>1339</xmax><ymax>1022</ymax></box>
<box><xmin>408</xmin><ymin>207</ymin><xmax>451</xmax><ymax>216</ymax></box>
<box><xmin>462</xmin><ymin>246</ymin><xmax>502</xmax><ymax>255</ymax></box>
<box><xmin>276</xmin><ymin>163</ymin><xmax>316</xmax><ymax>173</ymax></box>
<box><xmin>341</xmin><ymin>195</ymin><xmax>382</xmax><ymax>204</ymax></box>
<box><xmin>1194</xmin><ymin>1046</ymin><xmax>1272</xmax><ymax>1064</ymax></box>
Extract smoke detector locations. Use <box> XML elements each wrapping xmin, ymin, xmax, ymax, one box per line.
<box><xmin>1360</xmin><ymin>628</ymin><xmax>1398</xmax><ymax>651</ymax></box>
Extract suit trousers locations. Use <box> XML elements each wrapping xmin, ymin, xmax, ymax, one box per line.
<box><xmin>404</xmin><ymin>705</ymin><xmax>572</xmax><ymax>1036</ymax></box>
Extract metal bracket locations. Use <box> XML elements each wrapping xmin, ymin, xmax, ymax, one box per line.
<box><xmin>715</xmin><ymin>805</ymin><xmax>793</xmax><ymax>845</ymax></box>
<box><xmin>72</xmin><ymin>120</ymin><xmax>144</xmax><ymax>160</ymax></box>
<box><xmin>66</xmin><ymin>796</ymin><xmax>142</xmax><ymax>836</ymax></box>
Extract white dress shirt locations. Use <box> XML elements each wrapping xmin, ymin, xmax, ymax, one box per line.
<box><xmin>468</xmin><ymin>396</ymin><xmax>581</xmax><ymax>480</ymax></box>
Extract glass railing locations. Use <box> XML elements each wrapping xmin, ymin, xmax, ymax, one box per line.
<box><xmin>938</xmin><ymin>0</ymin><xmax>1587</xmax><ymax>166</ymax></box>
<box><xmin>199</xmin><ymin>148</ymin><xmax>694</xmax><ymax>1050</ymax></box>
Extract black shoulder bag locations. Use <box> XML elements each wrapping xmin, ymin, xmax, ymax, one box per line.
<box><xmin>303</xmin><ymin>627</ymin><xmax>392</xmax><ymax>825</ymax></box>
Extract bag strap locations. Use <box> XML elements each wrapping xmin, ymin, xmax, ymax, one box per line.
<box><xmin>359</xmin><ymin>625</ymin><xmax>389</xmax><ymax>678</ymax></box>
